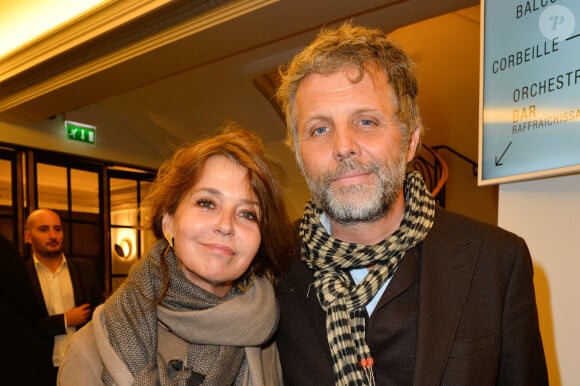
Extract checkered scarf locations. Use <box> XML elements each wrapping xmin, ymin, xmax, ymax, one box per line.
<box><xmin>300</xmin><ymin>171</ymin><xmax>435</xmax><ymax>385</ymax></box>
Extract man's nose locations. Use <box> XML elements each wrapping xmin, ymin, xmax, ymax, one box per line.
<box><xmin>333</xmin><ymin>125</ymin><xmax>360</xmax><ymax>161</ymax></box>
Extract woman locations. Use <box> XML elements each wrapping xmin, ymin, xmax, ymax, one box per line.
<box><xmin>58</xmin><ymin>124</ymin><xmax>296</xmax><ymax>385</ymax></box>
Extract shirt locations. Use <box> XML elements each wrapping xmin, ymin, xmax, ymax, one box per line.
<box><xmin>33</xmin><ymin>254</ymin><xmax>77</xmax><ymax>367</ymax></box>
<box><xmin>319</xmin><ymin>213</ymin><xmax>390</xmax><ymax>316</ymax></box>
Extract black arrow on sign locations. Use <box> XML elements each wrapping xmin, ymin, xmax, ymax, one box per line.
<box><xmin>495</xmin><ymin>141</ymin><xmax>512</xmax><ymax>166</ymax></box>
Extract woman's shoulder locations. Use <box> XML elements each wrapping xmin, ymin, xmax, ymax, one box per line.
<box><xmin>58</xmin><ymin>318</ymin><xmax>102</xmax><ymax>385</ymax></box>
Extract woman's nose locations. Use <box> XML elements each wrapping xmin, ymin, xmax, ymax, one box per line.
<box><xmin>214</xmin><ymin>211</ymin><xmax>234</xmax><ymax>236</ymax></box>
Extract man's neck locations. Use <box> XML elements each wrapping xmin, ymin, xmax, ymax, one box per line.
<box><xmin>35</xmin><ymin>253</ymin><xmax>64</xmax><ymax>273</ymax></box>
<box><xmin>329</xmin><ymin>192</ymin><xmax>406</xmax><ymax>245</ymax></box>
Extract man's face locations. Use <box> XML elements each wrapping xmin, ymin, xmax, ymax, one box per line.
<box><xmin>25</xmin><ymin>211</ymin><xmax>64</xmax><ymax>258</ymax></box>
<box><xmin>294</xmin><ymin>65</ymin><xmax>419</xmax><ymax>225</ymax></box>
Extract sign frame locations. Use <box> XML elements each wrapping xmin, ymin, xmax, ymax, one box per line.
<box><xmin>478</xmin><ymin>0</ymin><xmax>580</xmax><ymax>186</ymax></box>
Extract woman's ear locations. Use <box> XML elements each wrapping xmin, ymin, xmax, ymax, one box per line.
<box><xmin>406</xmin><ymin>125</ymin><xmax>422</xmax><ymax>163</ymax></box>
<box><xmin>161</xmin><ymin>214</ymin><xmax>174</xmax><ymax>247</ymax></box>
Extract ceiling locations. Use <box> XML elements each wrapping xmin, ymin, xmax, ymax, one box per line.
<box><xmin>0</xmin><ymin>0</ymin><xmax>105</xmax><ymax>57</ymax></box>
<box><xmin>0</xmin><ymin>0</ymin><xmax>481</xmax><ymax>217</ymax></box>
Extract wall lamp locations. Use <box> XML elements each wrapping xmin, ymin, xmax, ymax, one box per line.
<box><xmin>113</xmin><ymin>237</ymin><xmax>133</xmax><ymax>259</ymax></box>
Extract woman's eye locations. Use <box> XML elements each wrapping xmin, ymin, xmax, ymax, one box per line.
<box><xmin>239</xmin><ymin>210</ymin><xmax>258</xmax><ymax>222</ymax></box>
<box><xmin>197</xmin><ymin>199</ymin><xmax>215</xmax><ymax>209</ymax></box>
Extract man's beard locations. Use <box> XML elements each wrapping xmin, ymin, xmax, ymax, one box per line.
<box><xmin>39</xmin><ymin>244</ymin><xmax>63</xmax><ymax>258</ymax></box>
<box><xmin>304</xmin><ymin>155</ymin><xmax>407</xmax><ymax>225</ymax></box>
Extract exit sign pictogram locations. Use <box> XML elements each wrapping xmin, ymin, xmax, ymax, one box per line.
<box><xmin>65</xmin><ymin>121</ymin><xmax>96</xmax><ymax>145</ymax></box>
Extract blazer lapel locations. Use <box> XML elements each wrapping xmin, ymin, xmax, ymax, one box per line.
<box><xmin>374</xmin><ymin>246</ymin><xmax>419</xmax><ymax>312</ymax></box>
<box><xmin>26</xmin><ymin>260</ymin><xmax>49</xmax><ymax>314</ymax></box>
<box><xmin>288</xmin><ymin>261</ymin><xmax>334</xmax><ymax>364</ymax></box>
<box><xmin>67</xmin><ymin>259</ymin><xmax>83</xmax><ymax>306</ymax></box>
<box><xmin>413</xmin><ymin>212</ymin><xmax>481</xmax><ymax>386</ymax></box>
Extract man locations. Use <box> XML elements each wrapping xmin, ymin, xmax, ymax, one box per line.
<box><xmin>275</xmin><ymin>23</ymin><xmax>548</xmax><ymax>385</ymax></box>
<box><xmin>25</xmin><ymin>208</ymin><xmax>104</xmax><ymax>384</ymax></box>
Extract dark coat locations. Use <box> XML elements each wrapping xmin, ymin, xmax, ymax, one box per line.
<box><xmin>26</xmin><ymin>257</ymin><xmax>104</xmax><ymax>345</ymax></box>
<box><xmin>0</xmin><ymin>235</ymin><xmax>54</xmax><ymax>385</ymax></box>
<box><xmin>276</xmin><ymin>207</ymin><xmax>548</xmax><ymax>386</ymax></box>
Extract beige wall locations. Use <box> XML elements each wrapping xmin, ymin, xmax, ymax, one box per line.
<box><xmin>499</xmin><ymin>174</ymin><xmax>580</xmax><ymax>386</ymax></box>
<box><xmin>390</xmin><ymin>6</ymin><xmax>498</xmax><ymax>225</ymax></box>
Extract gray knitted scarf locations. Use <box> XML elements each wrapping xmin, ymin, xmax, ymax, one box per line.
<box><xmin>102</xmin><ymin>239</ymin><xmax>278</xmax><ymax>385</ymax></box>
<box><xmin>300</xmin><ymin>171</ymin><xmax>435</xmax><ymax>386</ymax></box>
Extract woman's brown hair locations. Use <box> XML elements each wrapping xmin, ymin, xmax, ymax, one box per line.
<box><xmin>144</xmin><ymin>122</ymin><xmax>296</xmax><ymax>284</ymax></box>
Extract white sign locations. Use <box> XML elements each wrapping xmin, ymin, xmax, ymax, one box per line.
<box><xmin>479</xmin><ymin>0</ymin><xmax>580</xmax><ymax>185</ymax></box>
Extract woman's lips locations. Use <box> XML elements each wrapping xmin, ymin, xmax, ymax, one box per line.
<box><xmin>202</xmin><ymin>243</ymin><xmax>234</xmax><ymax>256</ymax></box>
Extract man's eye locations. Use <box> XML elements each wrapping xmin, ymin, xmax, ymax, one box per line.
<box><xmin>312</xmin><ymin>126</ymin><xmax>329</xmax><ymax>135</ymax></box>
<box><xmin>359</xmin><ymin>119</ymin><xmax>375</xmax><ymax>127</ymax></box>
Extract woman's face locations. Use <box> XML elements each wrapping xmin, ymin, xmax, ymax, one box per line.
<box><xmin>162</xmin><ymin>155</ymin><xmax>261</xmax><ymax>297</ymax></box>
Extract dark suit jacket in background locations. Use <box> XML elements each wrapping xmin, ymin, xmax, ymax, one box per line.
<box><xmin>27</xmin><ymin>257</ymin><xmax>104</xmax><ymax>348</ymax></box>
<box><xmin>0</xmin><ymin>235</ymin><xmax>54</xmax><ymax>385</ymax></box>
<box><xmin>276</xmin><ymin>207</ymin><xmax>549</xmax><ymax>386</ymax></box>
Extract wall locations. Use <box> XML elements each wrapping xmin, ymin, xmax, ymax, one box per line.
<box><xmin>498</xmin><ymin>173</ymin><xmax>580</xmax><ymax>386</ymax></box>
<box><xmin>390</xmin><ymin>6</ymin><xmax>499</xmax><ymax>225</ymax></box>
<box><xmin>0</xmin><ymin>114</ymin><xmax>308</xmax><ymax>222</ymax></box>
<box><xmin>0</xmin><ymin>114</ymin><xmax>164</xmax><ymax>169</ymax></box>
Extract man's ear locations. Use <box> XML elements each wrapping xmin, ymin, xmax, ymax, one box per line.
<box><xmin>24</xmin><ymin>231</ymin><xmax>31</xmax><ymax>244</ymax></box>
<box><xmin>406</xmin><ymin>125</ymin><xmax>422</xmax><ymax>163</ymax></box>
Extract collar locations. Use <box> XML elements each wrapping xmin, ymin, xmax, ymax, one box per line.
<box><xmin>320</xmin><ymin>212</ymin><xmax>331</xmax><ymax>234</ymax></box>
<box><xmin>33</xmin><ymin>253</ymin><xmax>67</xmax><ymax>271</ymax></box>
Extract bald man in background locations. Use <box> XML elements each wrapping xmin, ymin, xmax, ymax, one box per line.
<box><xmin>25</xmin><ymin>208</ymin><xmax>104</xmax><ymax>384</ymax></box>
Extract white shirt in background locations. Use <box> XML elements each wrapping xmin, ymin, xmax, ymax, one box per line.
<box><xmin>33</xmin><ymin>254</ymin><xmax>76</xmax><ymax>367</ymax></box>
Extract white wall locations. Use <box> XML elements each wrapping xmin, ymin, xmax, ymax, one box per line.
<box><xmin>498</xmin><ymin>173</ymin><xmax>580</xmax><ymax>386</ymax></box>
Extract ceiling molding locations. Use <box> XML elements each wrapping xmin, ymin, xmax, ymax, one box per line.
<box><xmin>0</xmin><ymin>0</ymin><xmax>276</xmax><ymax>122</ymax></box>
<box><xmin>1</xmin><ymin>0</ymin><xmax>173</xmax><ymax>80</ymax></box>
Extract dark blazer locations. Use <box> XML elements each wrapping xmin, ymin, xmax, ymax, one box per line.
<box><xmin>276</xmin><ymin>207</ymin><xmax>548</xmax><ymax>386</ymax></box>
<box><xmin>27</xmin><ymin>257</ymin><xmax>104</xmax><ymax>342</ymax></box>
<box><xmin>0</xmin><ymin>235</ymin><xmax>54</xmax><ymax>385</ymax></box>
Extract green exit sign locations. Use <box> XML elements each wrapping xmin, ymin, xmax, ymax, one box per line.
<box><xmin>65</xmin><ymin>121</ymin><xmax>96</xmax><ymax>144</ymax></box>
